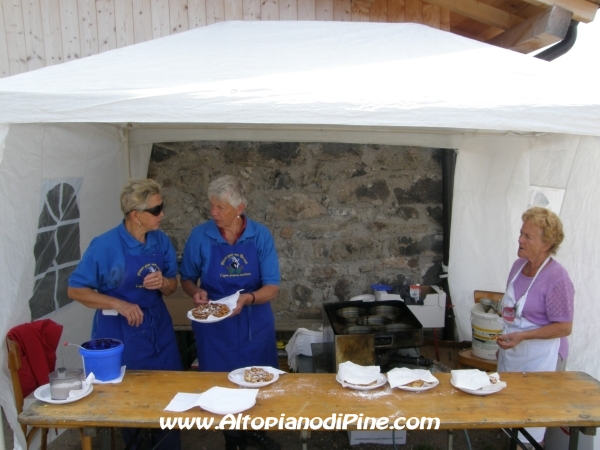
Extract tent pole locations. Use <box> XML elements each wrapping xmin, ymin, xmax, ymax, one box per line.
<box><xmin>442</xmin><ymin>149</ymin><xmax>457</xmax><ymax>341</ymax></box>
<box><xmin>122</xmin><ymin>126</ymin><xmax>131</xmax><ymax>178</ymax></box>
<box><xmin>0</xmin><ymin>406</ymin><xmax>6</xmax><ymax>450</ymax></box>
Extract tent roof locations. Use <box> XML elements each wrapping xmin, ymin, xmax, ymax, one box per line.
<box><xmin>0</xmin><ymin>21</ymin><xmax>599</xmax><ymax>136</ymax></box>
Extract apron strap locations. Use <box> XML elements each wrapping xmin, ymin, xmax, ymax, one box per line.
<box><xmin>516</xmin><ymin>256</ymin><xmax>552</xmax><ymax>316</ymax></box>
<box><xmin>247</xmin><ymin>305</ymin><xmax>253</xmax><ymax>341</ymax></box>
<box><xmin>146</xmin><ymin>307</ymin><xmax>163</xmax><ymax>353</ymax></box>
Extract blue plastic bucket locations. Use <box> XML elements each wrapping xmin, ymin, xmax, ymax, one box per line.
<box><xmin>79</xmin><ymin>338</ymin><xmax>124</xmax><ymax>381</ymax></box>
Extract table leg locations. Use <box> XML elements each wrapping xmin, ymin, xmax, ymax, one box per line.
<box><xmin>569</xmin><ymin>428</ymin><xmax>580</xmax><ymax>450</ymax></box>
<box><xmin>300</xmin><ymin>430</ymin><xmax>311</xmax><ymax>450</ymax></box>
<box><xmin>78</xmin><ymin>428</ymin><xmax>93</xmax><ymax>450</ymax></box>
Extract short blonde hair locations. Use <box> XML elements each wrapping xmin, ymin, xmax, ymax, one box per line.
<box><xmin>208</xmin><ymin>175</ymin><xmax>247</xmax><ymax>209</ymax></box>
<box><xmin>120</xmin><ymin>179</ymin><xmax>162</xmax><ymax>215</ymax></box>
<box><xmin>522</xmin><ymin>207</ymin><xmax>564</xmax><ymax>255</ymax></box>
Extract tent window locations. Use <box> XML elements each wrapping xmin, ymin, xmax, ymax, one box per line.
<box><xmin>29</xmin><ymin>180</ymin><xmax>82</xmax><ymax>319</ymax></box>
<box><xmin>528</xmin><ymin>185</ymin><xmax>565</xmax><ymax>215</ymax></box>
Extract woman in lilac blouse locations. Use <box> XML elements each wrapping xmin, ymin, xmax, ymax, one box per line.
<box><xmin>497</xmin><ymin>206</ymin><xmax>574</xmax><ymax>446</ymax></box>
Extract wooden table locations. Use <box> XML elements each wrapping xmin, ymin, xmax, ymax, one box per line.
<box><xmin>19</xmin><ymin>371</ymin><xmax>600</xmax><ymax>450</ymax></box>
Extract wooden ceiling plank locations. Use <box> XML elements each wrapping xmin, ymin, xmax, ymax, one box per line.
<box><xmin>488</xmin><ymin>5</ymin><xmax>572</xmax><ymax>52</ymax></box>
<box><xmin>520</xmin><ymin>0</ymin><xmax>597</xmax><ymax>21</ymax></box>
<box><xmin>388</xmin><ymin>0</ymin><xmax>406</xmax><ymax>22</ymax></box>
<box><xmin>422</xmin><ymin>0</ymin><xmax>524</xmax><ymax>29</ymax></box>
<box><xmin>477</xmin><ymin>25</ymin><xmax>505</xmax><ymax>40</ymax></box>
<box><xmin>440</xmin><ymin>7</ymin><xmax>450</xmax><ymax>29</ymax></box>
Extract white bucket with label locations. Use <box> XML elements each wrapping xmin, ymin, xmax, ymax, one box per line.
<box><xmin>471</xmin><ymin>303</ymin><xmax>503</xmax><ymax>360</ymax></box>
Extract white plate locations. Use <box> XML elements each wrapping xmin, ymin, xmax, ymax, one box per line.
<box><xmin>336</xmin><ymin>373</ymin><xmax>387</xmax><ymax>390</ymax></box>
<box><xmin>188</xmin><ymin>290</ymin><xmax>241</xmax><ymax>324</ymax></box>
<box><xmin>34</xmin><ymin>382</ymin><xmax>93</xmax><ymax>404</ymax></box>
<box><xmin>349</xmin><ymin>294</ymin><xmax>376</xmax><ymax>302</ymax></box>
<box><xmin>396</xmin><ymin>378</ymin><xmax>440</xmax><ymax>392</ymax></box>
<box><xmin>228</xmin><ymin>366</ymin><xmax>280</xmax><ymax>388</ymax></box>
<box><xmin>187</xmin><ymin>306</ymin><xmax>233</xmax><ymax>323</ymax></box>
<box><xmin>450</xmin><ymin>379</ymin><xmax>506</xmax><ymax>396</ymax></box>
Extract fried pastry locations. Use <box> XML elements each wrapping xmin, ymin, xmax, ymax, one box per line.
<box><xmin>244</xmin><ymin>367</ymin><xmax>274</xmax><ymax>383</ymax></box>
<box><xmin>191</xmin><ymin>302</ymin><xmax>230</xmax><ymax>320</ymax></box>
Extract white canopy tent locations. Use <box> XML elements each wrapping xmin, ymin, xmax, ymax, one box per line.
<box><xmin>0</xmin><ymin>21</ymin><xmax>599</xmax><ymax>449</ymax></box>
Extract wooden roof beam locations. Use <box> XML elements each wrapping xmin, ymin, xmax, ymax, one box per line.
<box><xmin>487</xmin><ymin>6</ymin><xmax>573</xmax><ymax>53</ymax></box>
<box><xmin>520</xmin><ymin>0</ymin><xmax>597</xmax><ymax>22</ymax></box>
<box><xmin>422</xmin><ymin>0</ymin><xmax>525</xmax><ymax>30</ymax></box>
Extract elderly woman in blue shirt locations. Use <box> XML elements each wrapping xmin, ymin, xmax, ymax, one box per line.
<box><xmin>68</xmin><ymin>179</ymin><xmax>181</xmax><ymax>450</ymax></box>
<box><xmin>180</xmin><ymin>175</ymin><xmax>281</xmax><ymax>450</ymax></box>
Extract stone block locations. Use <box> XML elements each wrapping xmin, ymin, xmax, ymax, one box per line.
<box><xmin>272</xmin><ymin>193</ymin><xmax>326</xmax><ymax>221</ymax></box>
<box><xmin>393</xmin><ymin>177</ymin><xmax>442</xmax><ymax>204</ymax></box>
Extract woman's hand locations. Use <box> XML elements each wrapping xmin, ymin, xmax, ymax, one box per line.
<box><xmin>143</xmin><ymin>271</ymin><xmax>164</xmax><ymax>290</ymax></box>
<box><xmin>231</xmin><ymin>293</ymin><xmax>253</xmax><ymax>316</ymax></box>
<box><xmin>113</xmin><ymin>299</ymin><xmax>144</xmax><ymax>327</ymax></box>
<box><xmin>181</xmin><ymin>279</ymin><xmax>209</xmax><ymax>306</ymax></box>
<box><xmin>67</xmin><ymin>287</ymin><xmax>144</xmax><ymax>327</ymax></box>
<box><xmin>496</xmin><ymin>332</ymin><xmax>525</xmax><ymax>350</ymax></box>
<box><xmin>192</xmin><ymin>289</ymin><xmax>209</xmax><ymax>306</ymax></box>
<box><xmin>497</xmin><ymin>322</ymin><xmax>572</xmax><ymax>351</ymax></box>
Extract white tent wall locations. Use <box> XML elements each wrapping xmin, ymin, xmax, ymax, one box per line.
<box><xmin>0</xmin><ymin>123</ymin><xmax>127</xmax><ymax>450</ymax></box>
<box><xmin>556</xmin><ymin>135</ymin><xmax>600</xmax><ymax>380</ymax></box>
<box><xmin>449</xmin><ymin>133</ymin><xmax>600</xmax><ymax>382</ymax></box>
<box><xmin>449</xmin><ymin>133</ymin><xmax>532</xmax><ymax>343</ymax></box>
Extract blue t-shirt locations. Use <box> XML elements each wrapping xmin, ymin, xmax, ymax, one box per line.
<box><xmin>179</xmin><ymin>217</ymin><xmax>280</xmax><ymax>287</ymax></box>
<box><xmin>69</xmin><ymin>222</ymin><xmax>177</xmax><ymax>292</ymax></box>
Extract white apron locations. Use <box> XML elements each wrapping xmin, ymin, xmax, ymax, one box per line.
<box><xmin>497</xmin><ymin>256</ymin><xmax>558</xmax><ymax>444</ymax></box>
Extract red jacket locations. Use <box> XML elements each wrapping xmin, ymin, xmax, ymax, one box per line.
<box><xmin>7</xmin><ymin>320</ymin><xmax>63</xmax><ymax>397</ymax></box>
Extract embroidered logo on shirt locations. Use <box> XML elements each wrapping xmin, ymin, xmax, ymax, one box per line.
<box><xmin>220</xmin><ymin>253</ymin><xmax>250</xmax><ymax>277</ymax></box>
<box><xmin>135</xmin><ymin>263</ymin><xmax>161</xmax><ymax>288</ymax></box>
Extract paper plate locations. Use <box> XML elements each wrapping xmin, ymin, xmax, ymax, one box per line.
<box><xmin>200</xmin><ymin>398</ymin><xmax>256</xmax><ymax>415</ymax></box>
<box><xmin>228</xmin><ymin>367</ymin><xmax>280</xmax><ymax>388</ymax></box>
<box><xmin>396</xmin><ymin>378</ymin><xmax>440</xmax><ymax>392</ymax></box>
<box><xmin>187</xmin><ymin>306</ymin><xmax>233</xmax><ymax>323</ymax></box>
<box><xmin>450</xmin><ymin>379</ymin><xmax>506</xmax><ymax>396</ymax></box>
<box><xmin>197</xmin><ymin>387</ymin><xmax>258</xmax><ymax>415</ymax></box>
<box><xmin>188</xmin><ymin>291</ymin><xmax>241</xmax><ymax>323</ymax></box>
<box><xmin>34</xmin><ymin>382</ymin><xmax>93</xmax><ymax>404</ymax></box>
<box><xmin>336</xmin><ymin>373</ymin><xmax>387</xmax><ymax>390</ymax></box>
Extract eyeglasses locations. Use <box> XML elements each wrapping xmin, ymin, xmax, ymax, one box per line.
<box><xmin>140</xmin><ymin>203</ymin><xmax>164</xmax><ymax>216</ymax></box>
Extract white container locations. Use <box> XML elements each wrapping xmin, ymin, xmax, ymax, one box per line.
<box><xmin>406</xmin><ymin>285</ymin><xmax>446</xmax><ymax>328</ymax></box>
<box><xmin>373</xmin><ymin>290</ymin><xmax>402</xmax><ymax>301</ymax></box>
<box><xmin>471</xmin><ymin>303</ymin><xmax>503</xmax><ymax>360</ymax></box>
<box><xmin>348</xmin><ymin>430</ymin><xmax>406</xmax><ymax>446</ymax></box>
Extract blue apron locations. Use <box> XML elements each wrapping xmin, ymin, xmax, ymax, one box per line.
<box><xmin>92</xmin><ymin>246</ymin><xmax>182</xmax><ymax>371</ymax></box>
<box><xmin>192</xmin><ymin>239</ymin><xmax>278</xmax><ymax>372</ymax></box>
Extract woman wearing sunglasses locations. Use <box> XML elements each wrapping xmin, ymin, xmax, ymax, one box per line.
<box><xmin>68</xmin><ymin>179</ymin><xmax>181</xmax><ymax>450</ymax></box>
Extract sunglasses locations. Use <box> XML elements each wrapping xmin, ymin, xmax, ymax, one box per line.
<box><xmin>141</xmin><ymin>203</ymin><xmax>164</xmax><ymax>216</ymax></box>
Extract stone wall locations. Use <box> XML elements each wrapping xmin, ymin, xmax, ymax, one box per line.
<box><xmin>148</xmin><ymin>141</ymin><xmax>445</xmax><ymax>319</ymax></box>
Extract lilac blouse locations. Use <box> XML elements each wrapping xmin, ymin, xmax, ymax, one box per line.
<box><xmin>508</xmin><ymin>258</ymin><xmax>575</xmax><ymax>359</ymax></box>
